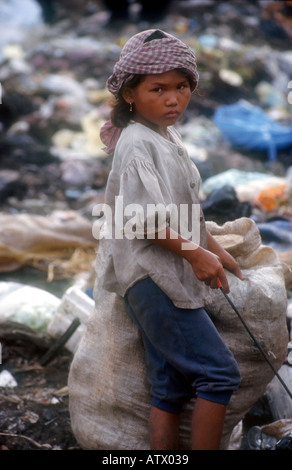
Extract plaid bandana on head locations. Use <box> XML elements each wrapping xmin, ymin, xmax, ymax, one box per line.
<box><xmin>107</xmin><ymin>29</ymin><xmax>199</xmax><ymax>96</ymax></box>
<box><xmin>100</xmin><ymin>29</ymin><xmax>199</xmax><ymax>154</ymax></box>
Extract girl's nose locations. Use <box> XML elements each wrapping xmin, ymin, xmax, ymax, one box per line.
<box><xmin>165</xmin><ymin>91</ymin><xmax>178</xmax><ymax>106</ymax></box>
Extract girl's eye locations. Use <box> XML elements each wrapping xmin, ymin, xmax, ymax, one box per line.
<box><xmin>153</xmin><ymin>87</ymin><xmax>163</xmax><ymax>93</ymax></box>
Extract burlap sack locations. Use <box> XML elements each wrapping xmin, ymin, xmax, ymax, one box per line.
<box><xmin>68</xmin><ymin>217</ymin><xmax>288</xmax><ymax>450</ymax></box>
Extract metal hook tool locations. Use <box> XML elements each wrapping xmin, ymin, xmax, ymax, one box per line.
<box><xmin>217</xmin><ymin>278</ymin><xmax>292</xmax><ymax>401</ymax></box>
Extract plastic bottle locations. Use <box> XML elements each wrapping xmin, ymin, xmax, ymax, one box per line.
<box><xmin>247</xmin><ymin>426</ymin><xmax>277</xmax><ymax>450</ymax></box>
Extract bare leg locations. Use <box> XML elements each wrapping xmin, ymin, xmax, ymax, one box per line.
<box><xmin>191</xmin><ymin>397</ymin><xmax>227</xmax><ymax>450</ymax></box>
<box><xmin>149</xmin><ymin>406</ymin><xmax>180</xmax><ymax>450</ymax></box>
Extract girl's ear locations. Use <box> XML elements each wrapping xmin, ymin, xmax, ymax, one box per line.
<box><xmin>121</xmin><ymin>86</ymin><xmax>134</xmax><ymax>104</ymax></box>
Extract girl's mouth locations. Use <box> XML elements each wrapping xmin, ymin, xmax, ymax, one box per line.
<box><xmin>164</xmin><ymin>111</ymin><xmax>179</xmax><ymax>119</ymax></box>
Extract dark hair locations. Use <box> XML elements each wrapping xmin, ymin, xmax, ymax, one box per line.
<box><xmin>110</xmin><ymin>68</ymin><xmax>197</xmax><ymax>129</ymax></box>
<box><xmin>111</xmin><ymin>74</ymin><xmax>145</xmax><ymax>128</ymax></box>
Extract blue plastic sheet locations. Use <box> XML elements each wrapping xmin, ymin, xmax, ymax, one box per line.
<box><xmin>214</xmin><ymin>101</ymin><xmax>292</xmax><ymax>161</ymax></box>
<box><xmin>257</xmin><ymin>217</ymin><xmax>292</xmax><ymax>252</ymax></box>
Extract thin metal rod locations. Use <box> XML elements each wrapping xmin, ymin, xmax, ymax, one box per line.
<box><xmin>39</xmin><ymin>317</ymin><xmax>80</xmax><ymax>366</ymax></box>
<box><xmin>218</xmin><ymin>284</ymin><xmax>292</xmax><ymax>401</ymax></box>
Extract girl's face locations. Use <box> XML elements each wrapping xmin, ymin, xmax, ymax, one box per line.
<box><xmin>122</xmin><ymin>70</ymin><xmax>192</xmax><ymax>138</ymax></box>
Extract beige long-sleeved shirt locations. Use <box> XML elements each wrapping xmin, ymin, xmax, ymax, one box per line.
<box><xmin>95</xmin><ymin>121</ymin><xmax>212</xmax><ymax>309</ymax></box>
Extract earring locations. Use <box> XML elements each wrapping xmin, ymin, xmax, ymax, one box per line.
<box><xmin>129</xmin><ymin>102</ymin><xmax>133</xmax><ymax>112</ymax></box>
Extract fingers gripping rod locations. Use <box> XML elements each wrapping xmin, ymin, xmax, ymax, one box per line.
<box><xmin>217</xmin><ymin>278</ymin><xmax>292</xmax><ymax>401</ymax></box>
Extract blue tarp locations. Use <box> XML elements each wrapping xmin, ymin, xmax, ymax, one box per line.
<box><xmin>214</xmin><ymin>101</ymin><xmax>292</xmax><ymax>162</ymax></box>
<box><xmin>257</xmin><ymin>217</ymin><xmax>292</xmax><ymax>252</ymax></box>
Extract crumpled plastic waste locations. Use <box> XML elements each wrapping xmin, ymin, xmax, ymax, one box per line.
<box><xmin>246</xmin><ymin>426</ymin><xmax>292</xmax><ymax>451</ymax></box>
<box><xmin>0</xmin><ymin>274</ymin><xmax>94</xmax><ymax>358</ymax></box>
<box><xmin>246</xmin><ymin>425</ymin><xmax>277</xmax><ymax>450</ymax></box>
<box><xmin>255</xmin><ymin>184</ymin><xmax>288</xmax><ymax>212</ymax></box>
<box><xmin>0</xmin><ymin>282</ymin><xmax>60</xmax><ymax>333</ymax></box>
<box><xmin>0</xmin><ymin>369</ymin><xmax>18</xmax><ymax>388</ymax></box>
<box><xmin>202</xmin><ymin>168</ymin><xmax>287</xmax><ymax>204</ymax></box>
<box><xmin>47</xmin><ymin>282</ymin><xmax>95</xmax><ymax>353</ymax></box>
<box><xmin>213</xmin><ymin>100</ymin><xmax>292</xmax><ymax>161</ymax></box>
<box><xmin>254</xmin><ymin>166</ymin><xmax>292</xmax><ymax>214</ymax></box>
<box><xmin>201</xmin><ymin>184</ymin><xmax>252</xmax><ymax>224</ymax></box>
<box><xmin>0</xmin><ymin>211</ymin><xmax>96</xmax><ymax>278</ymax></box>
<box><xmin>246</xmin><ymin>418</ymin><xmax>292</xmax><ymax>451</ymax></box>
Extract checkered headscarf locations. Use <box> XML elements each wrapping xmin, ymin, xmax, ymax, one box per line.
<box><xmin>107</xmin><ymin>29</ymin><xmax>199</xmax><ymax>96</ymax></box>
<box><xmin>101</xmin><ymin>29</ymin><xmax>199</xmax><ymax>154</ymax></box>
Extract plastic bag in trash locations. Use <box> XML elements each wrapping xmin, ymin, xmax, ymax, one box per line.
<box><xmin>201</xmin><ymin>184</ymin><xmax>252</xmax><ymax>224</ymax></box>
<box><xmin>0</xmin><ymin>282</ymin><xmax>60</xmax><ymax>333</ymax></box>
<box><xmin>202</xmin><ymin>168</ymin><xmax>286</xmax><ymax>202</ymax></box>
<box><xmin>246</xmin><ymin>426</ymin><xmax>277</xmax><ymax>450</ymax></box>
<box><xmin>0</xmin><ymin>370</ymin><xmax>18</xmax><ymax>388</ymax></box>
<box><xmin>213</xmin><ymin>100</ymin><xmax>292</xmax><ymax>161</ymax></box>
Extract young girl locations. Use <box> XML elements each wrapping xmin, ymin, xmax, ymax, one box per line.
<box><xmin>99</xmin><ymin>29</ymin><xmax>243</xmax><ymax>450</ymax></box>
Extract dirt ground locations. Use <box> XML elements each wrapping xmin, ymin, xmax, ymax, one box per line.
<box><xmin>0</xmin><ymin>330</ymin><xmax>81</xmax><ymax>450</ymax></box>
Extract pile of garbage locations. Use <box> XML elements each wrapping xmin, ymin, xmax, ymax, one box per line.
<box><xmin>0</xmin><ymin>0</ymin><xmax>292</xmax><ymax>451</ymax></box>
<box><xmin>0</xmin><ymin>1</ymin><xmax>292</xmax><ymax>206</ymax></box>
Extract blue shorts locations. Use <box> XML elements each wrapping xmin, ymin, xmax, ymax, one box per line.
<box><xmin>124</xmin><ymin>277</ymin><xmax>241</xmax><ymax>414</ymax></box>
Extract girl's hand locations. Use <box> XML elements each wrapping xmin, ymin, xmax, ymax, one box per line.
<box><xmin>186</xmin><ymin>246</ymin><xmax>230</xmax><ymax>293</ymax></box>
<box><xmin>151</xmin><ymin>227</ymin><xmax>243</xmax><ymax>294</ymax></box>
<box><xmin>217</xmin><ymin>249</ymin><xmax>244</xmax><ymax>281</ymax></box>
<box><xmin>206</xmin><ymin>231</ymin><xmax>244</xmax><ymax>283</ymax></box>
